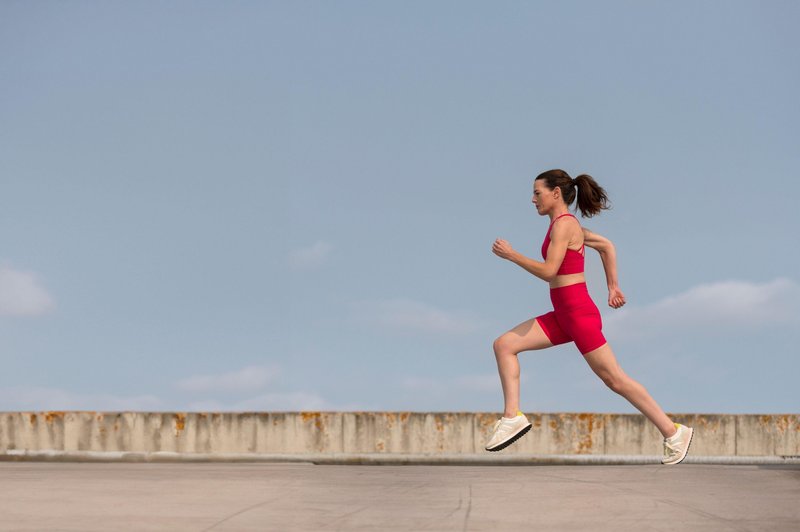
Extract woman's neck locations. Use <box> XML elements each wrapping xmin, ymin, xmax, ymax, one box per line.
<box><xmin>548</xmin><ymin>207</ymin><xmax>571</xmax><ymax>222</ymax></box>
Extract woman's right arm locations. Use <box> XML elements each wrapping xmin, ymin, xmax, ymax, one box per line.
<box><xmin>583</xmin><ymin>228</ymin><xmax>626</xmax><ymax>308</ymax></box>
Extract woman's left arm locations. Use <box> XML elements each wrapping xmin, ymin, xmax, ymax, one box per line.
<box><xmin>583</xmin><ymin>227</ymin><xmax>626</xmax><ymax>308</ymax></box>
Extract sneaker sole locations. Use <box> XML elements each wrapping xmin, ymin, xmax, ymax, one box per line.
<box><xmin>485</xmin><ymin>423</ymin><xmax>532</xmax><ymax>452</ymax></box>
<box><xmin>662</xmin><ymin>427</ymin><xmax>694</xmax><ymax>465</ymax></box>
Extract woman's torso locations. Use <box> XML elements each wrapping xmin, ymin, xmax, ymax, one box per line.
<box><xmin>542</xmin><ymin>213</ymin><xmax>586</xmax><ymax>289</ymax></box>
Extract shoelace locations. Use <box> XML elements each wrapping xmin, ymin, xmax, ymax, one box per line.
<box><xmin>491</xmin><ymin>418</ymin><xmax>517</xmax><ymax>433</ymax></box>
<box><xmin>491</xmin><ymin>418</ymin><xmax>521</xmax><ymax>436</ymax></box>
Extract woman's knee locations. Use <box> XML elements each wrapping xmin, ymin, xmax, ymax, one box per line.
<box><xmin>493</xmin><ymin>334</ymin><xmax>516</xmax><ymax>356</ymax></box>
<box><xmin>603</xmin><ymin>373</ymin><xmax>631</xmax><ymax>394</ymax></box>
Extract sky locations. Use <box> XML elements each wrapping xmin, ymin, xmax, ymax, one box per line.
<box><xmin>1</xmin><ymin>1</ymin><xmax>798</xmax><ymax>415</ymax></box>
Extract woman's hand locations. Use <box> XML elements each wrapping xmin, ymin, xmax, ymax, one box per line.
<box><xmin>608</xmin><ymin>287</ymin><xmax>626</xmax><ymax>309</ymax></box>
<box><xmin>492</xmin><ymin>238</ymin><xmax>517</xmax><ymax>260</ymax></box>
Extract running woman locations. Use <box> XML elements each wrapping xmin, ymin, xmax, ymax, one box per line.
<box><xmin>485</xmin><ymin>169</ymin><xmax>693</xmax><ymax>465</ymax></box>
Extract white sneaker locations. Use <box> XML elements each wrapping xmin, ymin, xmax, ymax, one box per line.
<box><xmin>661</xmin><ymin>423</ymin><xmax>694</xmax><ymax>465</ymax></box>
<box><xmin>485</xmin><ymin>411</ymin><xmax>532</xmax><ymax>452</ymax></box>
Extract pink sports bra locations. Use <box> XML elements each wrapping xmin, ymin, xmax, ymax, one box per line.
<box><xmin>541</xmin><ymin>213</ymin><xmax>585</xmax><ymax>275</ymax></box>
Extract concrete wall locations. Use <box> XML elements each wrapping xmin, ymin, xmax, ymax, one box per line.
<box><xmin>1</xmin><ymin>412</ymin><xmax>798</xmax><ymax>457</ymax></box>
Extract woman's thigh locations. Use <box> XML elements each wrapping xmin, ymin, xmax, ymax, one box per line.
<box><xmin>582</xmin><ymin>343</ymin><xmax>628</xmax><ymax>385</ymax></box>
<box><xmin>494</xmin><ymin>317</ymin><xmax>555</xmax><ymax>355</ymax></box>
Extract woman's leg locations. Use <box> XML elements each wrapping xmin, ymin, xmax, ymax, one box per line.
<box><xmin>493</xmin><ymin>318</ymin><xmax>554</xmax><ymax>418</ymax></box>
<box><xmin>583</xmin><ymin>343</ymin><xmax>678</xmax><ymax>439</ymax></box>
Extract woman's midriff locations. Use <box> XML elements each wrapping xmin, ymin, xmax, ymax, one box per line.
<box><xmin>549</xmin><ymin>273</ymin><xmax>585</xmax><ymax>289</ymax></box>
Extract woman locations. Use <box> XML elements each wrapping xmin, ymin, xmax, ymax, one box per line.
<box><xmin>486</xmin><ymin>169</ymin><xmax>693</xmax><ymax>465</ymax></box>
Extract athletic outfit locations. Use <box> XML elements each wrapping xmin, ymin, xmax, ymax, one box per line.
<box><xmin>534</xmin><ymin>213</ymin><xmax>607</xmax><ymax>355</ymax></box>
<box><xmin>485</xmin><ymin>212</ymin><xmax>694</xmax><ymax>463</ymax></box>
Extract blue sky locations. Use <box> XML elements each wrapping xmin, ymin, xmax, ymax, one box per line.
<box><xmin>1</xmin><ymin>1</ymin><xmax>798</xmax><ymax>414</ymax></box>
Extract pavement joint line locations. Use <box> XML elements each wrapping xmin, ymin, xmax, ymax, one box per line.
<box><xmin>2</xmin><ymin>450</ymin><xmax>799</xmax><ymax>466</ymax></box>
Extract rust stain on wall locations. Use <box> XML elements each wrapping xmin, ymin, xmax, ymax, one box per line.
<box><xmin>477</xmin><ymin>413</ymin><xmax>497</xmax><ymax>429</ymax></box>
<box><xmin>754</xmin><ymin>414</ymin><xmax>800</xmax><ymax>433</ymax></box>
<box><xmin>29</xmin><ymin>414</ymin><xmax>37</xmax><ymax>425</ymax></box>
<box><xmin>174</xmin><ymin>413</ymin><xmax>186</xmax><ymax>436</ymax></box>
<box><xmin>774</xmin><ymin>415</ymin><xmax>797</xmax><ymax>434</ymax></box>
<box><xmin>694</xmin><ymin>416</ymin><xmax>722</xmax><ymax>431</ymax></box>
<box><xmin>576</xmin><ymin>413</ymin><xmax>598</xmax><ymax>454</ymax></box>
<box><xmin>44</xmin><ymin>411</ymin><xmax>65</xmax><ymax>424</ymax></box>
<box><xmin>301</xmin><ymin>412</ymin><xmax>323</xmax><ymax>430</ymax></box>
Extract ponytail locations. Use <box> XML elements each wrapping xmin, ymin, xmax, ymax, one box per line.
<box><xmin>573</xmin><ymin>174</ymin><xmax>610</xmax><ymax>218</ymax></box>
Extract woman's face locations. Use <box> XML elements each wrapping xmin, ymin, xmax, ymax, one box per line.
<box><xmin>532</xmin><ymin>179</ymin><xmax>558</xmax><ymax>215</ymax></box>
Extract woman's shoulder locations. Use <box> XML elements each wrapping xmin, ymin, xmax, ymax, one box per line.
<box><xmin>549</xmin><ymin>213</ymin><xmax>582</xmax><ymax>236</ymax></box>
<box><xmin>552</xmin><ymin>213</ymin><xmax>581</xmax><ymax>228</ymax></box>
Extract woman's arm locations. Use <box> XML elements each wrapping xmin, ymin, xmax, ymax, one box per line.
<box><xmin>582</xmin><ymin>227</ymin><xmax>626</xmax><ymax>308</ymax></box>
<box><xmin>492</xmin><ymin>239</ymin><xmax>558</xmax><ymax>282</ymax></box>
<box><xmin>582</xmin><ymin>227</ymin><xmax>618</xmax><ymax>289</ymax></box>
<box><xmin>492</xmin><ymin>222</ymin><xmax>571</xmax><ymax>283</ymax></box>
<box><xmin>504</xmin><ymin>249</ymin><xmax>560</xmax><ymax>282</ymax></box>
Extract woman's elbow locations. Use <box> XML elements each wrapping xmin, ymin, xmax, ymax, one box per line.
<box><xmin>544</xmin><ymin>268</ymin><xmax>559</xmax><ymax>282</ymax></box>
<box><xmin>597</xmin><ymin>241</ymin><xmax>615</xmax><ymax>255</ymax></box>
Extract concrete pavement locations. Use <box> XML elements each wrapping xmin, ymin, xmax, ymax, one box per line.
<box><xmin>0</xmin><ymin>462</ymin><xmax>798</xmax><ymax>531</ymax></box>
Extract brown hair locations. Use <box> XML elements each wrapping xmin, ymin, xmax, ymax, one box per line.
<box><xmin>535</xmin><ymin>169</ymin><xmax>610</xmax><ymax>218</ymax></box>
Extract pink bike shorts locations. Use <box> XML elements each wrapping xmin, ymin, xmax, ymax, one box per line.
<box><xmin>535</xmin><ymin>282</ymin><xmax>607</xmax><ymax>355</ymax></box>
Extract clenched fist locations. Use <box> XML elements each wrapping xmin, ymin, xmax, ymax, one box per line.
<box><xmin>492</xmin><ymin>238</ymin><xmax>516</xmax><ymax>260</ymax></box>
<box><xmin>608</xmin><ymin>287</ymin><xmax>626</xmax><ymax>309</ymax></box>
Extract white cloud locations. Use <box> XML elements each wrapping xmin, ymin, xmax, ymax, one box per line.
<box><xmin>604</xmin><ymin>278</ymin><xmax>800</xmax><ymax>342</ymax></box>
<box><xmin>0</xmin><ymin>262</ymin><xmax>56</xmax><ymax>317</ymax></box>
<box><xmin>287</xmin><ymin>241</ymin><xmax>334</xmax><ymax>270</ymax></box>
<box><xmin>352</xmin><ymin>298</ymin><xmax>489</xmax><ymax>335</ymax></box>
<box><xmin>175</xmin><ymin>364</ymin><xmax>368</xmax><ymax>411</ymax></box>
<box><xmin>184</xmin><ymin>392</ymin><xmax>364</xmax><ymax>412</ymax></box>
<box><xmin>401</xmin><ymin>373</ymin><xmax>528</xmax><ymax>394</ymax></box>
<box><xmin>0</xmin><ymin>386</ymin><xmax>162</xmax><ymax>411</ymax></box>
<box><xmin>230</xmin><ymin>392</ymin><xmax>332</xmax><ymax>410</ymax></box>
<box><xmin>175</xmin><ymin>365</ymin><xmax>280</xmax><ymax>393</ymax></box>
<box><xmin>0</xmin><ymin>385</ymin><xmax>361</xmax><ymax>412</ymax></box>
